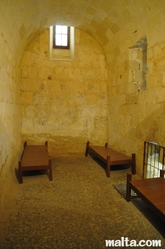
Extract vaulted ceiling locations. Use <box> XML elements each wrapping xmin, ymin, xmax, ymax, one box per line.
<box><xmin>0</xmin><ymin>0</ymin><xmax>164</xmax><ymax>63</ymax></box>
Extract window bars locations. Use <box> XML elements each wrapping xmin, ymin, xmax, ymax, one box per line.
<box><xmin>143</xmin><ymin>141</ymin><xmax>165</xmax><ymax>178</ymax></box>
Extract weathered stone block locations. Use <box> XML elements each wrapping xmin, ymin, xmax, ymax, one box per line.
<box><xmin>21</xmin><ymin>29</ymin><xmax>108</xmax><ymax>153</ymax></box>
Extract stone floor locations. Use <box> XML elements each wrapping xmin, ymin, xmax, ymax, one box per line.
<box><xmin>0</xmin><ymin>155</ymin><xmax>165</xmax><ymax>249</ymax></box>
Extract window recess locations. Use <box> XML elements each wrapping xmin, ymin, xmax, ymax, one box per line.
<box><xmin>50</xmin><ymin>25</ymin><xmax>74</xmax><ymax>61</ymax></box>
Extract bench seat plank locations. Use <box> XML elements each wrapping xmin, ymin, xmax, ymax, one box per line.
<box><xmin>126</xmin><ymin>172</ymin><xmax>165</xmax><ymax>222</ymax></box>
<box><xmin>18</xmin><ymin>142</ymin><xmax>52</xmax><ymax>183</ymax></box>
<box><xmin>85</xmin><ymin>141</ymin><xmax>136</xmax><ymax>177</ymax></box>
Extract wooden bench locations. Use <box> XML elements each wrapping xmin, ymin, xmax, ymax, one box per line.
<box><xmin>85</xmin><ymin>141</ymin><xmax>136</xmax><ymax>177</ymax></box>
<box><xmin>18</xmin><ymin>141</ymin><xmax>52</xmax><ymax>183</ymax></box>
<box><xmin>126</xmin><ymin>170</ymin><xmax>165</xmax><ymax>222</ymax></box>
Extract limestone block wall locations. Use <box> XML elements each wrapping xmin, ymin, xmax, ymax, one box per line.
<box><xmin>0</xmin><ymin>35</ymin><xmax>22</xmax><ymax>211</ymax></box>
<box><xmin>104</xmin><ymin>2</ymin><xmax>165</xmax><ymax>176</ymax></box>
<box><xmin>21</xmin><ymin>28</ymin><xmax>108</xmax><ymax>156</ymax></box>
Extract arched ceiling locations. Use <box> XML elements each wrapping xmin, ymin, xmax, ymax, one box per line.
<box><xmin>0</xmin><ymin>0</ymin><xmax>164</xmax><ymax>64</ymax></box>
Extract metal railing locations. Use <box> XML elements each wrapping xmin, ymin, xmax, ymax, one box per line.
<box><xmin>143</xmin><ymin>141</ymin><xmax>165</xmax><ymax>178</ymax></box>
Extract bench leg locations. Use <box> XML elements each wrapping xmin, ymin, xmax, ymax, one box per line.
<box><xmin>160</xmin><ymin>169</ymin><xmax>165</xmax><ymax>178</ymax></box>
<box><xmin>132</xmin><ymin>153</ymin><xmax>136</xmax><ymax>174</ymax></box>
<box><xmin>106</xmin><ymin>156</ymin><xmax>111</xmax><ymax>177</ymax></box>
<box><xmin>85</xmin><ymin>141</ymin><xmax>89</xmax><ymax>157</ymax></box>
<box><xmin>49</xmin><ymin>159</ymin><xmax>53</xmax><ymax>181</ymax></box>
<box><xmin>126</xmin><ymin>173</ymin><xmax>132</xmax><ymax>201</ymax></box>
<box><xmin>18</xmin><ymin>161</ymin><xmax>23</xmax><ymax>184</ymax></box>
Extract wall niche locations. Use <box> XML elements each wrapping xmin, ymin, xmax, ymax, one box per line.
<box><xmin>129</xmin><ymin>36</ymin><xmax>147</xmax><ymax>92</ymax></box>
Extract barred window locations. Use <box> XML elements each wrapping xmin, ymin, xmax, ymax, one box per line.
<box><xmin>53</xmin><ymin>25</ymin><xmax>70</xmax><ymax>49</ymax></box>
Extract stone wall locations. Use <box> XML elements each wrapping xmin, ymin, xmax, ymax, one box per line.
<box><xmin>105</xmin><ymin>3</ymin><xmax>165</xmax><ymax>176</ymax></box>
<box><xmin>21</xmin><ymin>28</ymin><xmax>108</xmax><ymax>156</ymax></box>
<box><xmin>0</xmin><ymin>33</ymin><xmax>22</xmax><ymax>212</ymax></box>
